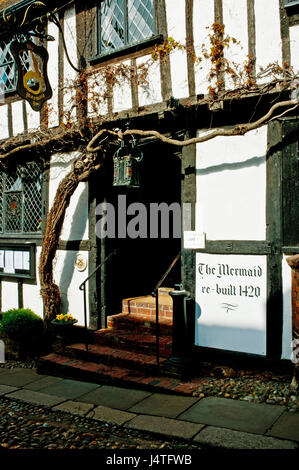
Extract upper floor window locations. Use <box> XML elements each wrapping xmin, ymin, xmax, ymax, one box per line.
<box><xmin>98</xmin><ymin>0</ymin><xmax>155</xmax><ymax>55</ymax></box>
<box><xmin>284</xmin><ymin>0</ymin><xmax>299</xmax><ymax>8</ymax></box>
<box><xmin>0</xmin><ymin>162</ymin><xmax>43</xmax><ymax>235</ymax></box>
<box><xmin>0</xmin><ymin>38</ymin><xmax>31</xmax><ymax>95</ymax></box>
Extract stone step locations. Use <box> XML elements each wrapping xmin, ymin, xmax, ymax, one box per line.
<box><xmin>91</xmin><ymin>328</ymin><xmax>173</xmax><ymax>358</ymax></box>
<box><xmin>64</xmin><ymin>342</ymin><xmax>168</xmax><ymax>374</ymax></box>
<box><xmin>122</xmin><ymin>293</ymin><xmax>173</xmax><ymax>320</ymax></box>
<box><xmin>37</xmin><ymin>353</ymin><xmax>202</xmax><ymax>395</ymax></box>
<box><xmin>107</xmin><ymin>312</ymin><xmax>173</xmax><ymax>335</ymax></box>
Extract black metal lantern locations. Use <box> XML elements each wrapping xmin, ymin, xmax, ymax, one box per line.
<box><xmin>113</xmin><ymin>138</ymin><xmax>143</xmax><ymax>188</ymax></box>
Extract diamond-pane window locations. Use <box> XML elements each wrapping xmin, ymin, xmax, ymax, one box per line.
<box><xmin>0</xmin><ymin>38</ymin><xmax>31</xmax><ymax>94</ymax></box>
<box><xmin>99</xmin><ymin>0</ymin><xmax>155</xmax><ymax>55</ymax></box>
<box><xmin>0</xmin><ymin>162</ymin><xmax>43</xmax><ymax>234</ymax></box>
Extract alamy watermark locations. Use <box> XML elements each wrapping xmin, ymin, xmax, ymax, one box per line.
<box><xmin>0</xmin><ymin>340</ymin><xmax>4</xmax><ymax>364</ymax></box>
<box><xmin>96</xmin><ymin>195</ymin><xmax>187</xmax><ymax>239</ymax></box>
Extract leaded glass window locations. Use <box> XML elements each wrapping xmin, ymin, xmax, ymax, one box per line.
<box><xmin>98</xmin><ymin>0</ymin><xmax>155</xmax><ymax>55</ymax></box>
<box><xmin>0</xmin><ymin>162</ymin><xmax>43</xmax><ymax>234</ymax></box>
<box><xmin>0</xmin><ymin>38</ymin><xmax>31</xmax><ymax>94</ymax></box>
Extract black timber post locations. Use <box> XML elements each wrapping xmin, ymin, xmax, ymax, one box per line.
<box><xmin>88</xmin><ymin>174</ymin><xmax>99</xmax><ymax>330</ymax></box>
<box><xmin>181</xmin><ymin>133</ymin><xmax>196</xmax><ymax>299</ymax></box>
<box><xmin>281</xmin><ymin>118</ymin><xmax>299</xmax><ymax>246</ymax></box>
<box><xmin>181</xmin><ymin>133</ymin><xmax>196</xmax><ymax>354</ymax></box>
<box><xmin>266</xmin><ymin>120</ymin><xmax>284</xmax><ymax>360</ymax></box>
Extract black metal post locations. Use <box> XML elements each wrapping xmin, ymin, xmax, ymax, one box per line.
<box><xmin>168</xmin><ymin>284</ymin><xmax>192</xmax><ymax>376</ymax></box>
<box><xmin>82</xmin><ymin>284</ymin><xmax>89</xmax><ymax>355</ymax></box>
<box><xmin>155</xmin><ymin>290</ymin><xmax>160</xmax><ymax>372</ymax></box>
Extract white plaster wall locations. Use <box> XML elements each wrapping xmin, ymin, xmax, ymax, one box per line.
<box><xmin>22</xmin><ymin>247</ymin><xmax>43</xmax><ymax>318</ymax></box>
<box><xmin>53</xmin><ymin>250</ymin><xmax>89</xmax><ymax>326</ymax></box>
<box><xmin>222</xmin><ymin>0</ymin><xmax>249</xmax><ymax>90</ymax></box>
<box><xmin>290</xmin><ymin>24</ymin><xmax>299</xmax><ymax>73</ymax></box>
<box><xmin>47</xmin><ymin>15</ymin><xmax>60</xmax><ymax>128</ymax></box>
<box><xmin>254</xmin><ymin>0</ymin><xmax>282</xmax><ymax>83</ymax></box>
<box><xmin>137</xmin><ymin>55</ymin><xmax>162</xmax><ymax>106</ymax></box>
<box><xmin>281</xmin><ymin>254</ymin><xmax>293</xmax><ymax>361</ymax></box>
<box><xmin>193</xmin><ymin>0</ymin><xmax>215</xmax><ymax>96</ymax></box>
<box><xmin>1</xmin><ymin>281</ymin><xmax>18</xmax><ymax>311</ymax></box>
<box><xmin>63</xmin><ymin>5</ymin><xmax>78</xmax><ymax>122</ymax></box>
<box><xmin>196</xmin><ymin>126</ymin><xmax>267</xmax><ymax>240</ymax></box>
<box><xmin>11</xmin><ymin>101</ymin><xmax>24</xmax><ymax>136</ymax></box>
<box><xmin>165</xmin><ymin>0</ymin><xmax>189</xmax><ymax>99</ymax></box>
<box><xmin>0</xmin><ymin>105</ymin><xmax>9</xmax><ymax>140</ymax></box>
<box><xmin>113</xmin><ymin>60</ymin><xmax>133</xmax><ymax>113</ymax></box>
<box><xmin>26</xmin><ymin>101</ymin><xmax>40</xmax><ymax>131</ymax></box>
<box><xmin>49</xmin><ymin>152</ymin><xmax>89</xmax><ymax>241</ymax></box>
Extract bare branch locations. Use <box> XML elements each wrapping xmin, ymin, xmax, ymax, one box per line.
<box><xmin>87</xmin><ymin>99</ymin><xmax>297</xmax><ymax>152</ymax></box>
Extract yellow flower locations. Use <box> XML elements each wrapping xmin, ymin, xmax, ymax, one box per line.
<box><xmin>55</xmin><ymin>313</ymin><xmax>76</xmax><ymax>323</ymax></box>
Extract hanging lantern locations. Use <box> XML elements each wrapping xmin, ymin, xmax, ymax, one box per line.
<box><xmin>113</xmin><ymin>139</ymin><xmax>143</xmax><ymax>188</ymax></box>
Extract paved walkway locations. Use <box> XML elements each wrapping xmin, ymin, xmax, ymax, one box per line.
<box><xmin>0</xmin><ymin>367</ymin><xmax>298</xmax><ymax>449</ymax></box>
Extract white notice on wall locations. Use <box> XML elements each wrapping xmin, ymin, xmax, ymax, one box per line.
<box><xmin>0</xmin><ymin>250</ymin><xmax>4</xmax><ymax>269</ymax></box>
<box><xmin>195</xmin><ymin>253</ymin><xmax>267</xmax><ymax>356</ymax></box>
<box><xmin>22</xmin><ymin>251</ymin><xmax>30</xmax><ymax>271</ymax></box>
<box><xmin>14</xmin><ymin>251</ymin><xmax>23</xmax><ymax>270</ymax></box>
<box><xmin>4</xmin><ymin>250</ymin><xmax>15</xmax><ymax>274</ymax></box>
<box><xmin>184</xmin><ymin>231</ymin><xmax>206</xmax><ymax>249</ymax></box>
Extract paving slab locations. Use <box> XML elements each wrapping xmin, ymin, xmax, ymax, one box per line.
<box><xmin>0</xmin><ymin>384</ymin><xmax>19</xmax><ymax>396</ymax></box>
<box><xmin>36</xmin><ymin>379</ymin><xmax>100</xmax><ymax>399</ymax></box>
<box><xmin>5</xmin><ymin>389</ymin><xmax>66</xmax><ymax>407</ymax></box>
<box><xmin>87</xmin><ymin>405</ymin><xmax>137</xmax><ymax>425</ymax></box>
<box><xmin>125</xmin><ymin>414</ymin><xmax>205</xmax><ymax>439</ymax></box>
<box><xmin>0</xmin><ymin>368</ymin><xmax>42</xmax><ymax>387</ymax></box>
<box><xmin>52</xmin><ymin>400</ymin><xmax>94</xmax><ymax>416</ymax></box>
<box><xmin>128</xmin><ymin>393</ymin><xmax>199</xmax><ymax>418</ymax></box>
<box><xmin>24</xmin><ymin>375</ymin><xmax>64</xmax><ymax>391</ymax></box>
<box><xmin>78</xmin><ymin>385</ymin><xmax>152</xmax><ymax>410</ymax></box>
<box><xmin>266</xmin><ymin>411</ymin><xmax>299</xmax><ymax>442</ymax></box>
<box><xmin>193</xmin><ymin>426</ymin><xmax>298</xmax><ymax>449</ymax></box>
<box><xmin>177</xmin><ymin>397</ymin><xmax>285</xmax><ymax>434</ymax></box>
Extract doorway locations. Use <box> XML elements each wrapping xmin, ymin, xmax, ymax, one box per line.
<box><xmin>97</xmin><ymin>141</ymin><xmax>182</xmax><ymax>318</ymax></box>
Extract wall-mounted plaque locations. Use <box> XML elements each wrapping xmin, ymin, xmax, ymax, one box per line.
<box><xmin>195</xmin><ymin>253</ymin><xmax>267</xmax><ymax>355</ymax></box>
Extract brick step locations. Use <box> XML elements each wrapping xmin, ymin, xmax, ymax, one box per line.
<box><xmin>63</xmin><ymin>343</ymin><xmax>168</xmax><ymax>374</ymax></box>
<box><xmin>122</xmin><ymin>293</ymin><xmax>173</xmax><ymax>320</ymax></box>
<box><xmin>37</xmin><ymin>353</ymin><xmax>202</xmax><ymax>396</ymax></box>
<box><xmin>107</xmin><ymin>313</ymin><xmax>173</xmax><ymax>335</ymax></box>
<box><xmin>91</xmin><ymin>329</ymin><xmax>172</xmax><ymax>358</ymax></box>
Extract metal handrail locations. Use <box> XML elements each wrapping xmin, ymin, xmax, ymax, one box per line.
<box><xmin>79</xmin><ymin>250</ymin><xmax>116</xmax><ymax>355</ymax></box>
<box><xmin>151</xmin><ymin>251</ymin><xmax>181</xmax><ymax>371</ymax></box>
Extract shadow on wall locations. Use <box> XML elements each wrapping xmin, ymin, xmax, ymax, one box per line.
<box><xmin>196</xmin><ymin>154</ymin><xmax>265</xmax><ymax>175</ymax></box>
<box><xmin>195</xmin><ymin>301</ymin><xmax>267</xmax><ymax>356</ymax></box>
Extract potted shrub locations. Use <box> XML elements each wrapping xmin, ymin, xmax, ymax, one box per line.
<box><xmin>0</xmin><ymin>308</ymin><xmax>44</xmax><ymax>358</ymax></box>
<box><xmin>51</xmin><ymin>314</ymin><xmax>78</xmax><ymax>343</ymax></box>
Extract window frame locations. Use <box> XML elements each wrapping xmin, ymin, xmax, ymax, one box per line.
<box><xmin>0</xmin><ymin>162</ymin><xmax>44</xmax><ymax>238</ymax></box>
<box><xmin>0</xmin><ymin>38</ymin><xmax>18</xmax><ymax>96</ymax></box>
<box><xmin>284</xmin><ymin>0</ymin><xmax>299</xmax><ymax>8</ymax></box>
<box><xmin>90</xmin><ymin>0</ymin><xmax>163</xmax><ymax>65</ymax></box>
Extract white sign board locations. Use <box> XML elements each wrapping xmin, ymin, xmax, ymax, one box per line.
<box><xmin>184</xmin><ymin>231</ymin><xmax>206</xmax><ymax>249</ymax></box>
<box><xmin>195</xmin><ymin>253</ymin><xmax>267</xmax><ymax>355</ymax></box>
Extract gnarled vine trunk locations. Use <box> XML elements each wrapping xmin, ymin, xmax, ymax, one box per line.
<box><xmin>39</xmin><ymin>150</ymin><xmax>105</xmax><ymax>324</ymax></box>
